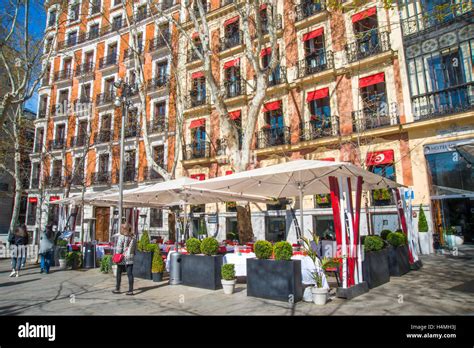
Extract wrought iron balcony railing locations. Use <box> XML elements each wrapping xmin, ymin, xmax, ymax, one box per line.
<box><xmin>148</xmin><ymin>118</ymin><xmax>167</xmax><ymax>134</ymax></box>
<box><xmin>120</xmin><ymin>166</ymin><xmax>137</xmax><ymax>183</ymax></box>
<box><xmin>352</xmin><ymin>101</ymin><xmax>399</xmax><ymax>132</ymax></box>
<box><xmin>96</xmin><ymin>92</ymin><xmax>115</xmax><ymax>106</ymax></box>
<box><xmin>143</xmin><ymin>166</ymin><xmax>164</xmax><ymax>181</ymax></box>
<box><xmin>53</xmin><ymin>69</ymin><xmax>73</xmax><ymax>82</ymax></box>
<box><xmin>75</xmin><ymin>62</ymin><xmax>95</xmax><ymax>77</ymax></box>
<box><xmin>70</xmin><ymin>173</ymin><xmax>85</xmax><ymax>186</ymax></box>
<box><xmin>345</xmin><ymin>30</ymin><xmax>390</xmax><ymax>63</ymax></box>
<box><xmin>147</xmin><ymin>76</ymin><xmax>169</xmax><ymax>90</ymax></box>
<box><xmin>71</xmin><ymin>134</ymin><xmax>87</xmax><ymax>147</ymax></box>
<box><xmin>91</xmin><ymin>171</ymin><xmax>112</xmax><ymax>185</ymax></box>
<box><xmin>48</xmin><ymin>139</ymin><xmax>66</xmax><ymax>151</ymax></box>
<box><xmin>38</xmin><ymin>110</ymin><xmax>47</xmax><ymax>119</ymax></box>
<box><xmin>99</xmin><ymin>54</ymin><xmax>118</xmax><ymax>69</ymax></box>
<box><xmin>300</xmin><ymin>117</ymin><xmax>339</xmax><ymax>142</ymax></box>
<box><xmin>123</xmin><ymin>47</ymin><xmax>144</xmax><ymax>60</ymax></box>
<box><xmin>45</xmin><ymin>176</ymin><xmax>64</xmax><ymax>188</ymax></box>
<box><xmin>223</xmin><ymin>79</ymin><xmax>246</xmax><ymax>99</ymax></box>
<box><xmin>260</xmin><ymin>14</ymin><xmax>283</xmax><ymax>35</ymax></box>
<box><xmin>295</xmin><ymin>1</ymin><xmax>326</xmax><ymax>22</ymax></box>
<box><xmin>296</xmin><ymin>50</ymin><xmax>334</xmax><ymax>78</ymax></box>
<box><xmin>187</xmin><ymin>47</ymin><xmax>203</xmax><ymax>63</ymax></box>
<box><xmin>125</xmin><ymin>123</ymin><xmax>140</xmax><ymax>138</ymax></box>
<box><xmin>30</xmin><ymin>178</ymin><xmax>40</xmax><ymax>189</ymax></box>
<box><xmin>187</xmin><ymin>91</ymin><xmax>209</xmax><ymax>108</ymax></box>
<box><xmin>266</xmin><ymin>65</ymin><xmax>286</xmax><ymax>87</ymax></box>
<box><xmin>220</xmin><ymin>30</ymin><xmax>243</xmax><ymax>51</ymax></box>
<box><xmin>93</xmin><ymin>130</ymin><xmax>112</xmax><ymax>144</ymax></box>
<box><xmin>256</xmin><ymin>126</ymin><xmax>291</xmax><ymax>149</ymax></box>
<box><xmin>412</xmin><ymin>82</ymin><xmax>474</xmax><ymax>121</ymax></box>
<box><xmin>191</xmin><ymin>1</ymin><xmax>210</xmax><ymax>17</ymax></box>
<box><xmin>184</xmin><ymin>141</ymin><xmax>211</xmax><ymax>160</ymax></box>
<box><xmin>135</xmin><ymin>7</ymin><xmax>149</xmax><ymax>22</ymax></box>
<box><xmin>149</xmin><ymin>32</ymin><xmax>170</xmax><ymax>51</ymax></box>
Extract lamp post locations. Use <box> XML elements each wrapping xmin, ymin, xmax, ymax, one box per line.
<box><xmin>113</xmin><ymin>79</ymin><xmax>138</xmax><ymax>239</ymax></box>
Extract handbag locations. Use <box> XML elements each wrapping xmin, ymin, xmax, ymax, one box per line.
<box><xmin>112</xmin><ymin>237</ymin><xmax>132</xmax><ymax>264</ymax></box>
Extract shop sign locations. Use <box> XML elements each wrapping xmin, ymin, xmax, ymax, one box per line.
<box><xmin>424</xmin><ymin>139</ymin><xmax>474</xmax><ymax>155</ymax></box>
<box><xmin>207</xmin><ymin>214</ymin><xmax>218</xmax><ymax>224</ymax></box>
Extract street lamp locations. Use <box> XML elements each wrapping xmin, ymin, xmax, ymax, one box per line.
<box><xmin>112</xmin><ymin>79</ymin><xmax>138</xmax><ymax>239</ymax></box>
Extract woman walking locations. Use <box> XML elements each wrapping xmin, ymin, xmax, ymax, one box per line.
<box><xmin>113</xmin><ymin>222</ymin><xmax>136</xmax><ymax>295</ymax></box>
<box><xmin>39</xmin><ymin>225</ymin><xmax>55</xmax><ymax>274</ymax></box>
<box><xmin>9</xmin><ymin>225</ymin><xmax>29</xmax><ymax>277</ymax></box>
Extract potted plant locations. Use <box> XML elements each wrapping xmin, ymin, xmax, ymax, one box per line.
<box><xmin>181</xmin><ymin>237</ymin><xmax>223</xmax><ymax>290</ymax></box>
<box><xmin>417</xmin><ymin>205</ymin><xmax>431</xmax><ymax>255</ymax></box>
<box><xmin>362</xmin><ymin>235</ymin><xmax>390</xmax><ymax>289</ymax></box>
<box><xmin>100</xmin><ymin>255</ymin><xmax>112</xmax><ymax>274</ymax></box>
<box><xmin>247</xmin><ymin>240</ymin><xmax>303</xmax><ymax>302</ymax></box>
<box><xmin>386</xmin><ymin>232</ymin><xmax>410</xmax><ymax>277</ymax></box>
<box><xmin>132</xmin><ymin>231</ymin><xmax>154</xmax><ymax>280</ymax></box>
<box><xmin>221</xmin><ymin>263</ymin><xmax>236</xmax><ymax>294</ymax></box>
<box><xmin>151</xmin><ymin>244</ymin><xmax>165</xmax><ymax>282</ymax></box>
<box><xmin>56</xmin><ymin>239</ymin><xmax>68</xmax><ymax>269</ymax></box>
<box><xmin>310</xmin><ymin>257</ymin><xmax>340</xmax><ymax>305</ymax></box>
<box><xmin>380</xmin><ymin>229</ymin><xmax>392</xmax><ymax>240</ymax></box>
<box><xmin>66</xmin><ymin>251</ymin><xmax>83</xmax><ymax>270</ymax></box>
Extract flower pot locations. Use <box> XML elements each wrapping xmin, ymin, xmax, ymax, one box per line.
<box><xmin>311</xmin><ymin>287</ymin><xmax>328</xmax><ymax>305</ymax></box>
<box><xmin>362</xmin><ymin>248</ymin><xmax>390</xmax><ymax>289</ymax></box>
<box><xmin>58</xmin><ymin>259</ymin><xmax>67</xmax><ymax>270</ymax></box>
<box><xmin>454</xmin><ymin>235</ymin><xmax>464</xmax><ymax>246</ymax></box>
<box><xmin>152</xmin><ymin>272</ymin><xmax>164</xmax><ymax>282</ymax></box>
<box><xmin>132</xmin><ymin>250</ymin><xmax>154</xmax><ymax>280</ymax></box>
<box><xmin>387</xmin><ymin>245</ymin><xmax>410</xmax><ymax>277</ymax></box>
<box><xmin>418</xmin><ymin>232</ymin><xmax>431</xmax><ymax>255</ymax></box>
<box><xmin>112</xmin><ymin>264</ymin><xmax>118</xmax><ymax>277</ymax></box>
<box><xmin>181</xmin><ymin>254</ymin><xmax>224</xmax><ymax>290</ymax></box>
<box><xmin>221</xmin><ymin>279</ymin><xmax>236</xmax><ymax>295</ymax></box>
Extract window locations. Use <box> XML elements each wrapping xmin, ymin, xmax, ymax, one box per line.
<box><xmin>153</xmin><ymin>145</ymin><xmax>165</xmax><ymax>167</ymax></box>
<box><xmin>223</xmin><ymin>17</ymin><xmax>240</xmax><ymax>49</ymax></box>
<box><xmin>35</xmin><ymin>129</ymin><xmax>44</xmax><ymax>152</ymax></box>
<box><xmin>108</xmin><ymin>43</ymin><xmax>118</xmax><ymax>60</ymax></box>
<box><xmin>80</xmin><ymin>83</ymin><xmax>92</xmax><ymax>102</ymax></box>
<box><xmin>155</xmin><ymin>61</ymin><xmax>168</xmax><ymax>82</ymax></box>
<box><xmin>154</xmin><ymin>101</ymin><xmax>166</xmax><ymax>121</ymax></box>
<box><xmin>27</xmin><ymin>201</ymin><xmax>37</xmax><ymax>225</ymax></box>
<box><xmin>91</xmin><ymin>0</ymin><xmax>101</xmax><ymax>15</ymax></box>
<box><xmin>48</xmin><ymin>10</ymin><xmax>57</xmax><ymax>27</ymax></box>
<box><xmin>150</xmin><ymin>208</ymin><xmax>163</xmax><ymax>228</ymax></box>
<box><xmin>52</xmin><ymin>160</ymin><xmax>63</xmax><ymax>178</ymax></box>
<box><xmin>104</xmin><ymin>78</ymin><xmax>115</xmax><ymax>96</ymax></box>
<box><xmin>367</xmin><ymin>150</ymin><xmax>396</xmax><ymax>206</ymax></box>
<box><xmin>352</xmin><ymin>8</ymin><xmax>379</xmax><ymax>58</ymax></box>
<box><xmin>191</xmin><ymin>74</ymin><xmax>206</xmax><ymax>105</ymax></box>
<box><xmin>98</xmin><ymin>154</ymin><xmax>109</xmax><ymax>173</ymax></box>
<box><xmin>360</xmin><ymin>78</ymin><xmax>387</xmax><ymax>112</ymax></box>
<box><xmin>303</xmin><ymin>28</ymin><xmax>326</xmax><ymax>72</ymax></box>
<box><xmin>113</xmin><ymin>0</ymin><xmax>122</xmax><ymax>7</ymax></box>
<box><xmin>190</xmin><ymin>120</ymin><xmax>207</xmax><ymax>158</ymax></box>
<box><xmin>55</xmin><ymin>124</ymin><xmax>66</xmax><ymax>143</ymax></box>
<box><xmin>112</xmin><ymin>15</ymin><xmax>123</xmax><ymax>31</ymax></box>
<box><xmin>261</xmin><ymin>47</ymin><xmax>281</xmax><ymax>85</ymax></box>
<box><xmin>73</xmin><ymin>157</ymin><xmax>84</xmax><ymax>183</ymax></box>
<box><xmin>224</xmin><ymin>62</ymin><xmax>241</xmax><ymax>98</ymax></box>
<box><xmin>265</xmin><ymin>216</ymin><xmax>286</xmax><ymax>242</ymax></box>
<box><xmin>124</xmin><ymin>150</ymin><xmax>136</xmax><ymax>182</ymax></box>
<box><xmin>70</xmin><ymin>3</ymin><xmax>80</xmax><ymax>21</ymax></box>
<box><xmin>76</xmin><ymin>120</ymin><xmax>88</xmax><ymax>146</ymax></box>
<box><xmin>89</xmin><ymin>24</ymin><xmax>99</xmax><ymax>39</ymax></box>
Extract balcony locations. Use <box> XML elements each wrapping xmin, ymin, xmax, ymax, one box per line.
<box><xmin>71</xmin><ymin>134</ymin><xmax>87</xmax><ymax>147</ymax></box>
<box><xmin>401</xmin><ymin>1</ymin><xmax>473</xmax><ymax>37</ymax></box>
<box><xmin>96</xmin><ymin>92</ymin><xmax>115</xmax><ymax>107</ymax></box>
<box><xmin>149</xmin><ymin>32</ymin><xmax>170</xmax><ymax>52</ymax></box>
<box><xmin>352</xmin><ymin>102</ymin><xmax>399</xmax><ymax>132</ymax></box>
<box><xmin>412</xmin><ymin>82</ymin><xmax>474</xmax><ymax>121</ymax></box>
<box><xmin>143</xmin><ymin>166</ymin><xmax>164</xmax><ymax>181</ymax></box>
<box><xmin>75</xmin><ymin>62</ymin><xmax>95</xmax><ymax>77</ymax></box>
<box><xmin>53</xmin><ymin>69</ymin><xmax>73</xmax><ymax>82</ymax></box>
<box><xmin>93</xmin><ymin>130</ymin><xmax>112</xmax><ymax>144</ymax></box>
<box><xmin>300</xmin><ymin>117</ymin><xmax>339</xmax><ymax>142</ymax></box>
<box><xmin>148</xmin><ymin>118</ymin><xmax>167</xmax><ymax>134</ymax></box>
<box><xmin>259</xmin><ymin>14</ymin><xmax>283</xmax><ymax>35</ymax></box>
<box><xmin>187</xmin><ymin>47</ymin><xmax>203</xmax><ymax>63</ymax></box>
<box><xmin>296</xmin><ymin>50</ymin><xmax>334</xmax><ymax>79</ymax></box>
<box><xmin>41</xmin><ymin>76</ymin><xmax>50</xmax><ymax>87</ymax></box>
<box><xmin>345</xmin><ymin>30</ymin><xmax>390</xmax><ymax>64</ymax></box>
<box><xmin>45</xmin><ymin>176</ymin><xmax>64</xmax><ymax>188</ymax></box>
<box><xmin>33</xmin><ymin>142</ymin><xmax>43</xmax><ymax>153</ymax></box>
<box><xmin>256</xmin><ymin>126</ymin><xmax>291</xmax><ymax>149</ymax></box>
<box><xmin>191</xmin><ymin>2</ymin><xmax>210</xmax><ymax>17</ymax></box>
<box><xmin>38</xmin><ymin>110</ymin><xmax>47</xmax><ymax>119</ymax></box>
<box><xmin>295</xmin><ymin>1</ymin><xmax>326</xmax><ymax>22</ymax></box>
<box><xmin>99</xmin><ymin>55</ymin><xmax>118</xmax><ymax>69</ymax></box>
<box><xmin>70</xmin><ymin>174</ymin><xmax>85</xmax><ymax>186</ymax></box>
<box><xmin>121</xmin><ymin>166</ymin><xmax>137</xmax><ymax>183</ymax></box>
<box><xmin>91</xmin><ymin>172</ymin><xmax>112</xmax><ymax>185</ymax></box>
<box><xmin>185</xmin><ymin>141</ymin><xmax>211</xmax><ymax>160</ymax></box>
<box><xmin>123</xmin><ymin>47</ymin><xmax>144</xmax><ymax>60</ymax></box>
<box><xmin>48</xmin><ymin>138</ymin><xmax>66</xmax><ymax>151</ymax></box>
<box><xmin>186</xmin><ymin>91</ymin><xmax>209</xmax><ymax>109</ymax></box>
<box><xmin>30</xmin><ymin>178</ymin><xmax>40</xmax><ymax>189</ymax></box>
<box><xmin>147</xmin><ymin>76</ymin><xmax>169</xmax><ymax>91</ymax></box>
<box><xmin>266</xmin><ymin>66</ymin><xmax>286</xmax><ymax>87</ymax></box>
<box><xmin>223</xmin><ymin>79</ymin><xmax>246</xmax><ymax>99</ymax></box>
<box><xmin>161</xmin><ymin>0</ymin><xmax>174</xmax><ymax>10</ymax></box>
<box><xmin>125</xmin><ymin>123</ymin><xmax>140</xmax><ymax>138</ymax></box>
<box><xmin>219</xmin><ymin>30</ymin><xmax>242</xmax><ymax>51</ymax></box>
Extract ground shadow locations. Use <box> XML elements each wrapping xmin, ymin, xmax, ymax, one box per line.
<box><xmin>0</xmin><ymin>278</ymin><xmax>42</xmax><ymax>287</ymax></box>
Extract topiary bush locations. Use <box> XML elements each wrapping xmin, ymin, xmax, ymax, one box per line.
<box><xmin>418</xmin><ymin>205</ymin><xmax>428</xmax><ymax>233</ymax></box>
<box><xmin>364</xmin><ymin>236</ymin><xmax>384</xmax><ymax>252</ymax></box>
<box><xmin>200</xmin><ymin>237</ymin><xmax>219</xmax><ymax>256</ymax></box>
<box><xmin>273</xmin><ymin>241</ymin><xmax>293</xmax><ymax>261</ymax></box>
<box><xmin>387</xmin><ymin>232</ymin><xmax>407</xmax><ymax>247</ymax></box>
<box><xmin>66</xmin><ymin>251</ymin><xmax>83</xmax><ymax>268</ymax></box>
<box><xmin>380</xmin><ymin>229</ymin><xmax>392</xmax><ymax>240</ymax></box>
<box><xmin>100</xmin><ymin>255</ymin><xmax>112</xmax><ymax>274</ymax></box>
<box><xmin>151</xmin><ymin>246</ymin><xmax>165</xmax><ymax>273</ymax></box>
<box><xmin>254</xmin><ymin>240</ymin><xmax>273</xmax><ymax>259</ymax></box>
<box><xmin>138</xmin><ymin>231</ymin><xmax>151</xmax><ymax>252</ymax></box>
<box><xmin>221</xmin><ymin>263</ymin><xmax>235</xmax><ymax>280</ymax></box>
<box><xmin>186</xmin><ymin>238</ymin><xmax>201</xmax><ymax>254</ymax></box>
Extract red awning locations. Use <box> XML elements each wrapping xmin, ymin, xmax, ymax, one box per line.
<box><xmin>28</xmin><ymin>197</ymin><xmax>38</xmax><ymax>204</ymax></box>
<box><xmin>320</xmin><ymin>157</ymin><xmax>335</xmax><ymax>162</ymax></box>
<box><xmin>352</xmin><ymin>6</ymin><xmax>377</xmax><ymax>23</ymax></box>
<box><xmin>191</xmin><ymin>174</ymin><xmax>205</xmax><ymax>181</ymax></box>
<box><xmin>359</xmin><ymin>72</ymin><xmax>385</xmax><ymax>88</ymax></box>
<box><xmin>263</xmin><ymin>100</ymin><xmax>281</xmax><ymax>112</ymax></box>
<box><xmin>224</xmin><ymin>16</ymin><xmax>239</xmax><ymax>26</ymax></box>
<box><xmin>190</xmin><ymin>118</ymin><xmax>205</xmax><ymax>129</ymax></box>
<box><xmin>192</xmin><ymin>32</ymin><xmax>200</xmax><ymax>39</ymax></box>
<box><xmin>50</xmin><ymin>196</ymin><xmax>60</xmax><ymax>202</ymax></box>
<box><xmin>223</xmin><ymin>58</ymin><xmax>240</xmax><ymax>69</ymax></box>
<box><xmin>225</xmin><ymin>170</ymin><xmax>233</xmax><ymax>175</ymax></box>
<box><xmin>366</xmin><ymin>150</ymin><xmax>394</xmax><ymax>166</ymax></box>
<box><xmin>302</xmin><ymin>27</ymin><xmax>324</xmax><ymax>41</ymax></box>
<box><xmin>306</xmin><ymin>87</ymin><xmax>329</xmax><ymax>102</ymax></box>
<box><xmin>191</xmin><ymin>71</ymin><xmax>204</xmax><ymax>79</ymax></box>
<box><xmin>229</xmin><ymin>110</ymin><xmax>241</xmax><ymax>120</ymax></box>
<box><xmin>260</xmin><ymin>47</ymin><xmax>272</xmax><ymax>57</ymax></box>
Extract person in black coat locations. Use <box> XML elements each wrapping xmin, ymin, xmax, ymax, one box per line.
<box><xmin>9</xmin><ymin>225</ymin><xmax>29</xmax><ymax>278</ymax></box>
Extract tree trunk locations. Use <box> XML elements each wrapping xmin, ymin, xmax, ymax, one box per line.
<box><xmin>168</xmin><ymin>212</ymin><xmax>175</xmax><ymax>242</ymax></box>
<box><xmin>236</xmin><ymin>204</ymin><xmax>254</xmax><ymax>244</ymax></box>
<box><xmin>8</xmin><ymin>111</ymin><xmax>22</xmax><ymax>235</ymax></box>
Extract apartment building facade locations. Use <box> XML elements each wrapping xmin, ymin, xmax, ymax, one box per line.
<box><xmin>28</xmin><ymin>0</ymin><xmax>179</xmax><ymax>242</ymax></box>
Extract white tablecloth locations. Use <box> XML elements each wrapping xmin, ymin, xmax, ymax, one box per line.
<box><xmin>223</xmin><ymin>252</ymin><xmax>256</xmax><ymax>277</ymax></box>
<box><xmin>291</xmin><ymin>255</ymin><xmax>329</xmax><ymax>288</ymax></box>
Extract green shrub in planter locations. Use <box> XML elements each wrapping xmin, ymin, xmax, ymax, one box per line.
<box><xmin>186</xmin><ymin>238</ymin><xmax>201</xmax><ymax>254</ymax></box>
<box><xmin>57</xmin><ymin>239</ymin><xmax>68</xmax><ymax>247</ymax></box>
<box><xmin>100</xmin><ymin>255</ymin><xmax>112</xmax><ymax>273</ymax></box>
<box><xmin>380</xmin><ymin>229</ymin><xmax>392</xmax><ymax>240</ymax></box>
<box><xmin>66</xmin><ymin>251</ymin><xmax>82</xmax><ymax>268</ymax></box>
<box><xmin>138</xmin><ymin>231</ymin><xmax>151</xmax><ymax>252</ymax></box>
<box><xmin>418</xmin><ymin>205</ymin><xmax>428</xmax><ymax>233</ymax></box>
<box><xmin>387</xmin><ymin>232</ymin><xmax>407</xmax><ymax>247</ymax></box>
<box><xmin>151</xmin><ymin>246</ymin><xmax>165</xmax><ymax>273</ymax></box>
<box><xmin>364</xmin><ymin>236</ymin><xmax>384</xmax><ymax>252</ymax></box>
<box><xmin>221</xmin><ymin>263</ymin><xmax>235</xmax><ymax>280</ymax></box>
<box><xmin>254</xmin><ymin>240</ymin><xmax>273</xmax><ymax>259</ymax></box>
<box><xmin>200</xmin><ymin>237</ymin><xmax>219</xmax><ymax>256</ymax></box>
<box><xmin>273</xmin><ymin>241</ymin><xmax>293</xmax><ymax>261</ymax></box>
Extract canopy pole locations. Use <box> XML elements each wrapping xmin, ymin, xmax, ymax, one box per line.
<box><xmin>338</xmin><ymin>177</ymin><xmax>347</xmax><ymax>289</ymax></box>
<box><xmin>299</xmin><ymin>185</ymin><xmax>304</xmax><ymax>241</ymax></box>
<box><xmin>354</xmin><ymin>176</ymin><xmax>363</xmax><ymax>283</ymax></box>
<box><xmin>329</xmin><ymin>176</ymin><xmax>343</xmax><ymax>287</ymax></box>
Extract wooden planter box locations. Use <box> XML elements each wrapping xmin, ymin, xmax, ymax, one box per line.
<box><xmin>133</xmin><ymin>251</ymin><xmax>153</xmax><ymax>280</ymax></box>
<box><xmin>388</xmin><ymin>245</ymin><xmax>410</xmax><ymax>277</ymax></box>
<box><xmin>181</xmin><ymin>254</ymin><xmax>223</xmax><ymax>290</ymax></box>
<box><xmin>247</xmin><ymin>258</ymin><xmax>303</xmax><ymax>302</ymax></box>
<box><xmin>362</xmin><ymin>248</ymin><xmax>390</xmax><ymax>289</ymax></box>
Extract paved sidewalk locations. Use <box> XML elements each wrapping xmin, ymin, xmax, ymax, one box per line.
<box><xmin>0</xmin><ymin>246</ymin><xmax>473</xmax><ymax>315</ymax></box>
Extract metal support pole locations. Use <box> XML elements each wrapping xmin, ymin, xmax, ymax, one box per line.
<box><xmin>116</xmin><ymin>95</ymin><xmax>127</xmax><ymax>240</ymax></box>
